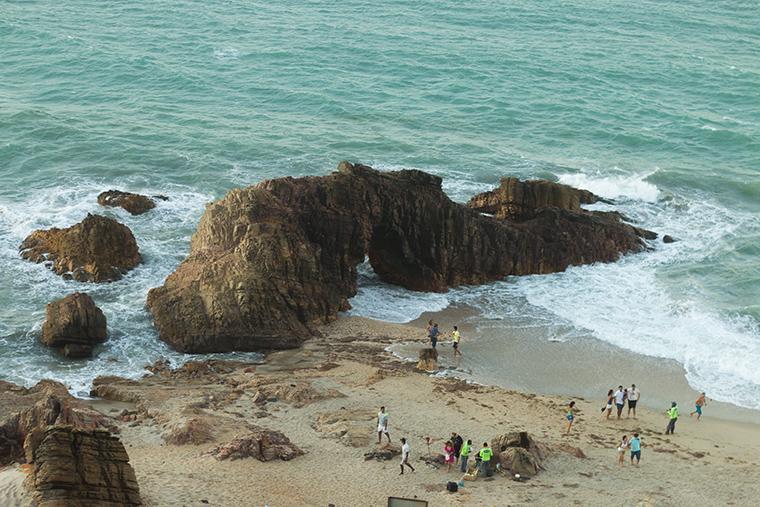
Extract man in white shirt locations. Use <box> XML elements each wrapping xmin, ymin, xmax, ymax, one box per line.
<box><xmin>399</xmin><ymin>437</ymin><xmax>415</xmax><ymax>475</ymax></box>
<box><xmin>377</xmin><ymin>406</ymin><xmax>391</xmax><ymax>444</ymax></box>
<box><xmin>614</xmin><ymin>385</ymin><xmax>626</xmax><ymax>419</ymax></box>
<box><xmin>627</xmin><ymin>384</ymin><xmax>640</xmax><ymax>419</ymax></box>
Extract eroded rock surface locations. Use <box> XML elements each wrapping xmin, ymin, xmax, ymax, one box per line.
<box><xmin>30</xmin><ymin>426</ymin><xmax>141</xmax><ymax>506</ymax></box>
<box><xmin>97</xmin><ymin>190</ymin><xmax>157</xmax><ymax>215</ymax></box>
<box><xmin>492</xmin><ymin>431</ymin><xmax>547</xmax><ymax>478</ymax></box>
<box><xmin>20</xmin><ymin>214</ymin><xmax>141</xmax><ymax>282</ymax></box>
<box><xmin>207</xmin><ymin>429</ymin><xmax>303</xmax><ymax>462</ymax></box>
<box><xmin>41</xmin><ymin>293</ymin><xmax>107</xmax><ymax>358</ymax></box>
<box><xmin>148</xmin><ymin>162</ymin><xmax>654</xmax><ymax>353</ymax></box>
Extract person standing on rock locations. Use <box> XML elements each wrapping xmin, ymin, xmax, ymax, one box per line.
<box><xmin>690</xmin><ymin>392</ymin><xmax>707</xmax><ymax>420</ymax></box>
<box><xmin>429</xmin><ymin>323</ymin><xmax>440</xmax><ymax>349</ymax></box>
<box><xmin>377</xmin><ymin>406</ymin><xmax>391</xmax><ymax>444</ymax></box>
<box><xmin>452</xmin><ymin>326</ymin><xmax>462</xmax><ymax>358</ymax></box>
<box><xmin>459</xmin><ymin>439</ymin><xmax>472</xmax><ymax>473</ymax></box>
<box><xmin>630</xmin><ymin>433</ymin><xmax>642</xmax><ymax>465</ymax></box>
<box><xmin>627</xmin><ymin>384</ymin><xmax>640</xmax><ymax>419</ymax></box>
<box><xmin>614</xmin><ymin>385</ymin><xmax>626</xmax><ymax>419</ymax></box>
<box><xmin>665</xmin><ymin>401</ymin><xmax>679</xmax><ymax>435</ymax></box>
<box><xmin>399</xmin><ymin>437</ymin><xmax>415</xmax><ymax>475</ymax></box>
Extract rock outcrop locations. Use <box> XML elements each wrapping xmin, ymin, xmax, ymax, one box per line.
<box><xmin>148</xmin><ymin>162</ymin><xmax>655</xmax><ymax>353</ymax></box>
<box><xmin>30</xmin><ymin>426</ymin><xmax>141</xmax><ymax>506</ymax></box>
<box><xmin>0</xmin><ymin>380</ymin><xmax>112</xmax><ymax>467</ymax></box>
<box><xmin>20</xmin><ymin>214</ymin><xmax>141</xmax><ymax>282</ymax></box>
<box><xmin>207</xmin><ymin>429</ymin><xmax>303</xmax><ymax>462</ymax></box>
<box><xmin>98</xmin><ymin>190</ymin><xmax>157</xmax><ymax>215</ymax></box>
<box><xmin>41</xmin><ymin>293</ymin><xmax>107</xmax><ymax>358</ymax></box>
<box><xmin>491</xmin><ymin>431</ymin><xmax>546</xmax><ymax>478</ymax></box>
<box><xmin>416</xmin><ymin>348</ymin><xmax>438</xmax><ymax>372</ymax></box>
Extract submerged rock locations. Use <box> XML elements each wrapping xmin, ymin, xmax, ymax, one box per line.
<box><xmin>19</xmin><ymin>214</ymin><xmax>141</xmax><ymax>282</ymax></box>
<box><xmin>30</xmin><ymin>426</ymin><xmax>142</xmax><ymax>506</ymax></box>
<box><xmin>98</xmin><ymin>189</ymin><xmax>157</xmax><ymax>215</ymax></box>
<box><xmin>41</xmin><ymin>292</ymin><xmax>107</xmax><ymax>358</ymax></box>
<box><xmin>148</xmin><ymin>162</ymin><xmax>655</xmax><ymax>353</ymax></box>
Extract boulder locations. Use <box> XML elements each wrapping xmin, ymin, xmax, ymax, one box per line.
<box><xmin>207</xmin><ymin>429</ymin><xmax>302</xmax><ymax>462</ymax></box>
<box><xmin>147</xmin><ymin>162</ymin><xmax>654</xmax><ymax>353</ymax></box>
<box><xmin>30</xmin><ymin>426</ymin><xmax>141</xmax><ymax>506</ymax></box>
<box><xmin>492</xmin><ymin>431</ymin><xmax>546</xmax><ymax>478</ymax></box>
<box><xmin>97</xmin><ymin>190</ymin><xmax>157</xmax><ymax>215</ymax></box>
<box><xmin>162</xmin><ymin>417</ymin><xmax>214</xmax><ymax>445</ymax></box>
<box><xmin>20</xmin><ymin>214</ymin><xmax>141</xmax><ymax>282</ymax></box>
<box><xmin>40</xmin><ymin>293</ymin><xmax>107</xmax><ymax>358</ymax></box>
<box><xmin>416</xmin><ymin>348</ymin><xmax>438</xmax><ymax>372</ymax></box>
<box><xmin>663</xmin><ymin>235</ymin><xmax>676</xmax><ymax>243</ymax></box>
<box><xmin>0</xmin><ymin>380</ymin><xmax>113</xmax><ymax>467</ymax></box>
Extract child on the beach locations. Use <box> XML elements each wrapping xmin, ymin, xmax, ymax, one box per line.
<box><xmin>565</xmin><ymin>401</ymin><xmax>576</xmax><ymax>434</ymax></box>
<box><xmin>617</xmin><ymin>435</ymin><xmax>629</xmax><ymax>465</ymax></box>
<box><xmin>443</xmin><ymin>441</ymin><xmax>455</xmax><ymax>472</ymax></box>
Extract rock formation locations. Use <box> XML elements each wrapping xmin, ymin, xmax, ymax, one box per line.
<box><xmin>20</xmin><ymin>214</ymin><xmax>141</xmax><ymax>282</ymax></box>
<box><xmin>97</xmin><ymin>190</ymin><xmax>157</xmax><ymax>215</ymax></box>
<box><xmin>30</xmin><ymin>426</ymin><xmax>141</xmax><ymax>506</ymax></box>
<box><xmin>40</xmin><ymin>293</ymin><xmax>107</xmax><ymax>358</ymax></box>
<box><xmin>0</xmin><ymin>380</ymin><xmax>113</xmax><ymax>467</ymax></box>
<box><xmin>491</xmin><ymin>431</ymin><xmax>546</xmax><ymax>478</ymax></box>
<box><xmin>148</xmin><ymin>162</ymin><xmax>655</xmax><ymax>353</ymax></box>
<box><xmin>207</xmin><ymin>429</ymin><xmax>303</xmax><ymax>462</ymax></box>
<box><xmin>416</xmin><ymin>348</ymin><xmax>438</xmax><ymax>372</ymax></box>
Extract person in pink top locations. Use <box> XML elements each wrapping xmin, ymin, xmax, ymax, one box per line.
<box><xmin>443</xmin><ymin>440</ymin><xmax>455</xmax><ymax>472</ymax></box>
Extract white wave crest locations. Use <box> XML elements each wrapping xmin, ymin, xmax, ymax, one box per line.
<box><xmin>557</xmin><ymin>170</ymin><xmax>660</xmax><ymax>203</ymax></box>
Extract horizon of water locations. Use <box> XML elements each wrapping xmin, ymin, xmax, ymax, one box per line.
<box><xmin>2</xmin><ymin>1</ymin><xmax>759</xmax><ymax>406</ymax></box>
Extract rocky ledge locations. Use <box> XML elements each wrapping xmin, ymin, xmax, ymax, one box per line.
<box><xmin>20</xmin><ymin>214</ymin><xmax>141</xmax><ymax>282</ymax></box>
<box><xmin>148</xmin><ymin>162</ymin><xmax>655</xmax><ymax>353</ymax></box>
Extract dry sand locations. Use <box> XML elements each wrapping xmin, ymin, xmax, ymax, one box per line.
<box><xmin>0</xmin><ymin>466</ymin><xmax>29</xmax><ymax>507</ymax></box>
<box><xmin>4</xmin><ymin>316</ymin><xmax>760</xmax><ymax>506</ymax></box>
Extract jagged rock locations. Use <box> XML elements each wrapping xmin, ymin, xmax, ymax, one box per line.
<box><xmin>417</xmin><ymin>348</ymin><xmax>438</xmax><ymax>372</ymax></box>
<box><xmin>207</xmin><ymin>429</ymin><xmax>302</xmax><ymax>461</ymax></box>
<box><xmin>0</xmin><ymin>380</ymin><xmax>113</xmax><ymax>467</ymax></box>
<box><xmin>241</xmin><ymin>379</ymin><xmax>345</xmax><ymax>408</ymax></box>
<box><xmin>148</xmin><ymin>162</ymin><xmax>654</xmax><ymax>353</ymax></box>
<box><xmin>467</xmin><ymin>177</ymin><xmax>600</xmax><ymax>220</ymax></box>
<box><xmin>19</xmin><ymin>214</ymin><xmax>141</xmax><ymax>282</ymax></box>
<box><xmin>492</xmin><ymin>431</ymin><xmax>546</xmax><ymax>478</ymax></box>
<box><xmin>162</xmin><ymin>417</ymin><xmax>214</xmax><ymax>445</ymax></box>
<box><xmin>40</xmin><ymin>293</ymin><xmax>107</xmax><ymax>358</ymax></box>
<box><xmin>30</xmin><ymin>426</ymin><xmax>141</xmax><ymax>506</ymax></box>
<box><xmin>98</xmin><ymin>190</ymin><xmax>157</xmax><ymax>215</ymax></box>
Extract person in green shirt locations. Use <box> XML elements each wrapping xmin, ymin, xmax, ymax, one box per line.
<box><xmin>459</xmin><ymin>439</ymin><xmax>472</xmax><ymax>473</ymax></box>
<box><xmin>665</xmin><ymin>401</ymin><xmax>679</xmax><ymax>435</ymax></box>
<box><xmin>477</xmin><ymin>442</ymin><xmax>493</xmax><ymax>477</ymax></box>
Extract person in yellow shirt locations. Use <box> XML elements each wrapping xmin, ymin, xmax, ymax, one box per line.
<box><xmin>451</xmin><ymin>325</ymin><xmax>462</xmax><ymax>359</ymax></box>
<box><xmin>477</xmin><ymin>442</ymin><xmax>493</xmax><ymax>477</ymax></box>
<box><xmin>665</xmin><ymin>401</ymin><xmax>679</xmax><ymax>435</ymax></box>
<box><xmin>459</xmin><ymin>439</ymin><xmax>472</xmax><ymax>473</ymax></box>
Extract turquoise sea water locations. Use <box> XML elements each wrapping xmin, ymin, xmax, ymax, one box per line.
<box><xmin>1</xmin><ymin>1</ymin><xmax>759</xmax><ymax>405</ymax></box>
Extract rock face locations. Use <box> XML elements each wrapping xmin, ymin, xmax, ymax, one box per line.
<box><xmin>0</xmin><ymin>380</ymin><xmax>112</xmax><ymax>467</ymax></box>
<box><xmin>30</xmin><ymin>426</ymin><xmax>141</xmax><ymax>506</ymax></box>
<box><xmin>98</xmin><ymin>190</ymin><xmax>157</xmax><ymax>215</ymax></box>
<box><xmin>20</xmin><ymin>214</ymin><xmax>141</xmax><ymax>282</ymax></box>
<box><xmin>492</xmin><ymin>431</ymin><xmax>546</xmax><ymax>478</ymax></box>
<box><xmin>148</xmin><ymin>162</ymin><xmax>655</xmax><ymax>353</ymax></box>
<box><xmin>41</xmin><ymin>293</ymin><xmax>107</xmax><ymax>358</ymax></box>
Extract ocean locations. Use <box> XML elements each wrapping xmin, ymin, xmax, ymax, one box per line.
<box><xmin>1</xmin><ymin>1</ymin><xmax>759</xmax><ymax>407</ymax></box>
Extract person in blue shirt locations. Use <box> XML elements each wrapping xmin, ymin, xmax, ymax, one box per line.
<box><xmin>630</xmin><ymin>433</ymin><xmax>642</xmax><ymax>465</ymax></box>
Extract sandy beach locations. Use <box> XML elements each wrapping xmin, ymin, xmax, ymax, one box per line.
<box><xmin>2</xmin><ymin>316</ymin><xmax>745</xmax><ymax>506</ymax></box>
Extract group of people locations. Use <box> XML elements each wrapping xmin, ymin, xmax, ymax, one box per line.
<box><xmin>377</xmin><ymin>407</ymin><xmax>492</xmax><ymax>477</ymax></box>
<box><xmin>426</xmin><ymin>321</ymin><xmax>462</xmax><ymax>359</ymax></box>
<box><xmin>616</xmin><ymin>433</ymin><xmax>643</xmax><ymax>466</ymax></box>
<box><xmin>602</xmin><ymin>384</ymin><xmax>641</xmax><ymax>420</ymax></box>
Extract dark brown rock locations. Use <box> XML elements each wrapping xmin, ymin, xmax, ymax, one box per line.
<box><xmin>41</xmin><ymin>293</ymin><xmax>107</xmax><ymax>358</ymax></box>
<box><xmin>97</xmin><ymin>190</ymin><xmax>156</xmax><ymax>215</ymax></box>
<box><xmin>207</xmin><ymin>429</ymin><xmax>303</xmax><ymax>461</ymax></box>
<box><xmin>416</xmin><ymin>348</ymin><xmax>438</xmax><ymax>372</ymax></box>
<box><xmin>19</xmin><ymin>214</ymin><xmax>141</xmax><ymax>282</ymax></box>
<box><xmin>30</xmin><ymin>426</ymin><xmax>141</xmax><ymax>506</ymax></box>
<box><xmin>663</xmin><ymin>235</ymin><xmax>676</xmax><ymax>243</ymax></box>
<box><xmin>0</xmin><ymin>380</ymin><xmax>113</xmax><ymax>467</ymax></box>
<box><xmin>492</xmin><ymin>431</ymin><xmax>546</xmax><ymax>478</ymax></box>
<box><xmin>147</xmin><ymin>162</ymin><xmax>654</xmax><ymax>353</ymax></box>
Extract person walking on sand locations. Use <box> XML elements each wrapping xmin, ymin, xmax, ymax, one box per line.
<box><xmin>452</xmin><ymin>326</ymin><xmax>462</xmax><ymax>358</ymax></box>
<box><xmin>565</xmin><ymin>401</ymin><xmax>576</xmax><ymax>434</ymax></box>
<box><xmin>377</xmin><ymin>406</ymin><xmax>391</xmax><ymax>444</ymax></box>
<box><xmin>429</xmin><ymin>323</ymin><xmax>440</xmax><ymax>349</ymax></box>
<box><xmin>617</xmin><ymin>435</ymin><xmax>629</xmax><ymax>465</ymax></box>
<box><xmin>665</xmin><ymin>401</ymin><xmax>679</xmax><ymax>435</ymax></box>
<box><xmin>690</xmin><ymin>392</ymin><xmax>707</xmax><ymax>420</ymax></box>
<box><xmin>451</xmin><ymin>432</ymin><xmax>463</xmax><ymax>464</ymax></box>
<box><xmin>602</xmin><ymin>389</ymin><xmax>614</xmax><ymax>420</ymax></box>
<box><xmin>459</xmin><ymin>439</ymin><xmax>472</xmax><ymax>473</ymax></box>
<box><xmin>627</xmin><ymin>384</ymin><xmax>640</xmax><ymax>419</ymax></box>
<box><xmin>478</xmin><ymin>442</ymin><xmax>493</xmax><ymax>477</ymax></box>
<box><xmin>399</xmin><ymin>438</ymin><xmax>415</xmax><ymax>475</ymax></box>
<box><xmin>614</xmin><ymin>385</ymin><xmax>626</xmax><ymax>419</ymax></box>
<box><xmin>630</xmin><ymin>433</ymin><xmax>642</xmax><ymax>466</ymax></box>
<box><xmin>443</xmin><ymin>440</ymin><xmax>455</xmax><ymax>472</ymax></box>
